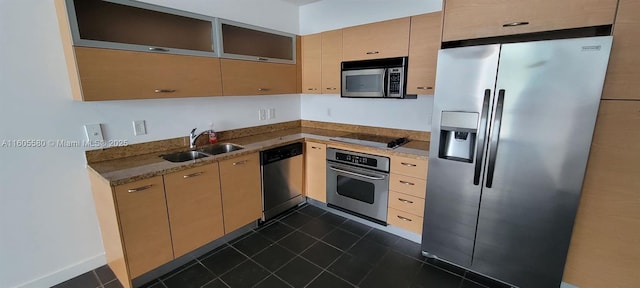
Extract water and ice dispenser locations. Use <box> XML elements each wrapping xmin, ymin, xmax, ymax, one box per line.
<box><xmin>438</xmin><ymin>111</ymin><xmax>479</xmax><ymax>163</ymax></box>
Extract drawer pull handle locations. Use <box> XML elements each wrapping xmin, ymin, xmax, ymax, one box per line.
<box><xmin>366</xmin><ymin>51</ymin><xmax>380</xmax><ymax>55</ymax></box>
<box><xmin>311</xmin><ymin>146</ymin><xmax>322</xmax><ymax>150</ymax></box>
<box><xmin>183</xmin><ymin>172</ymin><xmax>204</xmax><ymax>179</ymax></box>
<box><xmin>233</xmin><ymin>160</ymin><xmax>248</xmax><ymax>166</ymax></box>
<box><xmin>503</xmin><ymin>22</ymin><xmax>529</xmax><ymax>27</ymax></box>
<box><xmin>148</xmin><ymin>47</ymin><xmax>170</xmax><ymax>52</ymax></box>
<box><xmin>398</xmin><ymin>198</ymin><xmax>414</xmax><ymax>204</ymax></box>
<box><xmin>258</xmin><ymin>88</ymin><xmax>270</xmax><ymax>91</ymax></box>
<box><xmin>127</xmin><ymin>185</ymin><xmax>153</xmax><ymax>193</ymax></box>
<box><xmin>307</xmin><ymin>88</ymin><xmax>318</xmax><ymax>91</ymax></box>
<box><xmin>257</xmin><ymin>57</ymin><xmax>269</xmax><ymax>61</ymax></box>
<box><xmin>399</xmin><ymin>180</ymin><xmax>415</xmax><ymax>186</ymax></box>
<box><xmin>416</xmin><ymin>86</ymin><xmax>433</xmax><ymax>90</ymax></box>
<box><xmin>326</xmin><ymin>87</ymin><xmax>337</xmax><ymax>90</ymax></box>
<box><xmin>154</xmin><ymin>89</ymin><xmax>176</xmax><ymax>93</ymax></box>
<box><xmin>397</xmin><ymin>215</ymin><xmax>412</xmax><ymax>222</ymax></box>
<box><xmin>401</xmin><ymin>162</ymin><xmax>417</xmax><ymax>167</ymax></box>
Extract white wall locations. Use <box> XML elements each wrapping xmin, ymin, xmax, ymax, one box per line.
<box><xmin>299</xmin><ymin>0</ymin><xmax>441</xmax><ymax>132</ymax></box>
<box><xmin>299</xmin><ymin>0</ymin><xmax>442</xmax><ymax>35</ymax></box>
<box><xmin>302</xmin><ymin>94</ymin><xmax>434</xmax><ymax>131</ymax></box>
<box><xmin>0</xmin><ymin>1</ymin><xmax>299</xmax><ymax>287</ymax></box>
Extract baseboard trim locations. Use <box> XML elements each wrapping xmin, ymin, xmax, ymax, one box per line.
<box><xmin>14</xmin><ymin>253</ymin><xmax>106</xmax><ymax>288</ymax></box>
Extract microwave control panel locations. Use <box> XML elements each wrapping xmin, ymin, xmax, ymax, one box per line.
<box><xmin>387</xmin><ymin>67</ymin><xmax>404</xmax><ymax>97</ymax></box>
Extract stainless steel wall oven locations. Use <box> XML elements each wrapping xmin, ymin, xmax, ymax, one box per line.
<box><xmin>326</xmin><ymin>148</ymin><xmax>390</xmax><ymax>224</ymax></box>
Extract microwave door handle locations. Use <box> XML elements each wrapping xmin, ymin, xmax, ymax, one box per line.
<box><xmin>382</xmin><ymin>68</ymin><xmax>388</xmax><ymax>97</ymax></box>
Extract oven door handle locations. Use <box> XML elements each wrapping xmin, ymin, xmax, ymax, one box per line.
<box><xmin>328</xmin><ymin>166</ymin><xmax>386</xmax><ymax>180</ymax></box>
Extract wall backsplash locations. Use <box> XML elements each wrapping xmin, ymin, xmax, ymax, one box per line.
<box><xmin>300</xmin><ymin>94</ymin><xmax>434</xmax><ymax>132</ymax></box>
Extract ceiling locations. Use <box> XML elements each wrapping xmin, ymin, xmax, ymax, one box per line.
<box><xmin>281</xmin><ymin>0</ymin><xmax>322</xmax><ymax>6</ymax></box>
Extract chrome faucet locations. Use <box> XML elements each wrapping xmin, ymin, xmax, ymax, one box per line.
<box><xmin>189</xmin><ymin>128</ymin><xmax>208</xmax><ymax>149</ymax></box>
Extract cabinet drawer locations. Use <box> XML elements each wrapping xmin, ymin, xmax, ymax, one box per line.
<box><xmin>114</xmin><ymin>176</ymin><xmax>173</xmax><ymax>278</ymax></box>
<box><xmin>75</xmin><ymin>47</ymin><xmax>222</xmax><ymax>101</ymax></box>
<box><xmin>388</xmin><ymin>207</ymin><xmax>423</xmax><ymax>234</ymax></box>
<box><xmin>388</xmin><ymin>191</ymin><xmax>425</xmax><ymax>217</ymax></box>
<box><xmin>391</xmin><ymin>156</ymin><xmax>428</xmax><ymax>179</ymax></box>
<box><xmin>390</xmin><ymin>174</ymin><xmax>426</xmax><ymax>199</ymax></box>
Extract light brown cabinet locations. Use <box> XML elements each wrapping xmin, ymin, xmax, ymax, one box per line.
<box><xmin>219</xmin><ymin>153</ymin><xmax>262</xmax><ymax>232</ymax></box>
<box><xmin>164</xmin><ymin>164</ymin><xmax>224</xmax><ymax>258</ymax></box>
<box><xmin>304</xmin><ymin>141</ymin><xmax>327</xmax><ymax>203</ymax></box>
<box><xmin>601</xmin><ymin>0</ymin><xmax>640</xmax><ymax>100</ymax></box>
<box><xmin>388</xmin><ymin>156</ymin><xmax>428</xmax><ymax>234</ymax></box>
<box><xmin>342</xmin><ymin>17</ymin><xmax>410</xmax><ymax>61</ymax></box>
<box><xmin>407</xmin><ymin>12</ymin><xmax>442</xmax><ymax>95</ymax></box>
<box><xmin>113</xmin><ymin>176</ymin><xmax>174</xmax><ymax>279</ymax></box>
<box><xmin>302</xmin><ymin>33</ymin><xmax>322</xmax><ymax>93</ymax></box>
<box><xmin>321</xmin><ymin>29</ymin><xmax>343</xmax><ymax>93</ymax></box>
<box><xmin>74</xmin><ymin>47</ymin><xmax>223</xmax><ymax>101</ymax></box>
<box><xmin>563</xmin><ymin>102</ymin><xmax>640</xmax><ymax>287</ymax></box>
<box><xmin>442</xmin><ymin>0</ymin><xmax>618</xmax><ymax>42</ymax></box>
<box><xmin>220</xmin><ymin>59</ymin><xmax>297</xmax><ymax>96</ymax></box>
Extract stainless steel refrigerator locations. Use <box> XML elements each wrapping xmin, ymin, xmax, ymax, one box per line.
<box><xmin>421</xmin><ymin>36</ymin><xmax>612</xmax><ymax>287</ymax></box>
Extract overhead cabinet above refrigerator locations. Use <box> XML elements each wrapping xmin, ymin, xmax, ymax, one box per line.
<box><xmin>421</xmin><ymin>36</ymin><xmax>613</xmax><ymax>288</ymax></box>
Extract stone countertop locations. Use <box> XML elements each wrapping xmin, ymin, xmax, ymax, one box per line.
<box><xmin>88</xmin><ymin>127</ymin><xmax>430</xmax><ymax>186</ymax></box>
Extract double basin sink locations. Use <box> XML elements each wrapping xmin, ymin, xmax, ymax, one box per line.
<box><xmin>160</xmin><ymin>143</ymin><xmax>244</xmax><ymax>162</ymax></box>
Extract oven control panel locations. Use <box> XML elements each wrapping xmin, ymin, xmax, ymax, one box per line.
<box><xmin>335</xmin><ymin>152</ymin><xmax>378</xmax><ymax>168</ymax></box>
<box><xmin>327</xmin><ymin>148</ymin><xmax>390</xmax><ymax>172</ymax></box>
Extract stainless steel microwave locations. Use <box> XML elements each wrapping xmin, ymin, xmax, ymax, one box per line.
<box><xmin>341</xmin><ymin>57</ymin><xmax>408</xmax><ymax>98</ymax></box>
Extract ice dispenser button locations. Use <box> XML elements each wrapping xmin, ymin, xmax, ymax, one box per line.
<box><xmin>439</xmin><ymin>111</ymin><xmax>479</xmax><ymax>163</ymax></box>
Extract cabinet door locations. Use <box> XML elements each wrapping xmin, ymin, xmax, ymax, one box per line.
<box><xmin>564</xmin><ymin>101</ymin><xmax>640</xmax><ymax>288</ymax></box>
<box><xmin>114</xmin><ymin>176</ymin><xmax>173</xmax><ymax>278</ymax></box>
<box><xmin>304</xmin><ymin>142</ymin><xmax>327</xmax><ymax>203</ymax></box>
<box><xmin>302</xmin><ymin>33</ymin><xmax>322</xmax><ymax>93</ymax></box>
<box><xmin>321</xmin><ymin>29</ymin><xmax>342</xmax><ymax>93</ymax></box>
<box><xmin>75</xmin><ymin>47</ymin><xmax>222</xmax><ymax>101</ymax></box>
<box><xmin>342</xmin><ymin>17</ymin><xmax>410</xmax><ymax>61</ymax></box>
<box><xmin>164</xmin><ymin>164</ymin><xmax>224</xmax><ymax>258</ymax></box>
<box><xmin>220</xmin><ymin>59</ymin><xmax>297</xmax><ymax>95</ymax></box>
<box><xmin>407</xmin><ymin>12</ymin><xmax>442</xmax><ymax>95</ymax></box>
<box><xmin>219</xmin><ymin>19</ymin><xmax>296</xmax><ymax>64</ymax></box>
<box><xmin>602</xmin><ymin>0</ymin><xmax>640</xmax><ymax>100</ymax></box>
<box><xmin>219</xmin><ymin>153</ymin><xmax>262</xmax><ymax>232</ymax></box>
<box><xmin>442</xmin><ymin>0</ymin><xmax>618</xmax><ymax>42</ymax></box>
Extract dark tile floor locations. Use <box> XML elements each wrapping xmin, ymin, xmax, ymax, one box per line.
<box><xmin>52</xmin><ymin>204</ymin><xmax>509</xmax><ymax>288</ymax></box>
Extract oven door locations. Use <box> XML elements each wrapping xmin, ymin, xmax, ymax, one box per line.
<box><xmin>341</xmin><ymin>68</ymin><xmax>386</xmax><ymax>97</ymax></box>
<box><xmin>326</xmin><ymin>161</ymin><xmax>389</xmax><ymax>224</ymax></box>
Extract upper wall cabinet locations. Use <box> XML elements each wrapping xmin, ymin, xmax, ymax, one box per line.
<box><xmin>218</xmin><ymin>19</ymin><xmax>296</xmax><ymax>64</ymax></box>
<box><xmin>302</xmin><ymin>33</ymin><xmax>322</xmax><ymax>93</ymax></box>
<box><xmin>220</xmin><ymin>59</ymin><xmax>297</xmax><ymax>96</ymax></box>
<box><xmin>407</xmin><ymin>12</ymin><xmax>442</xmax><ymax>95</ymax></box>
<box><xmin>342</xmin><ymin>17</ymin><xmax>411</xmax><ymax>61</ymax></box>
<box><xmin>62</xmin><ymin>0</ymin><xmax>217</xmax><ymax>57</ymax></box>
<box><xmin>321</xmin><ymin>29</ymin><xmax>343</xmax><ymax>93</ymax></box>
<box><xmin>442</xmin><ymin>0</ymin><xmax>619</xmax><ymax>42</ymax></box>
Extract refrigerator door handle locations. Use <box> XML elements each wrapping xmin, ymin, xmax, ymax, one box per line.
<box><xmin>474</xmin><ymin>89</ymin><xmax>492</xmax><ymax>185</ymax></box>
<box><xmin>486</xmin><ymin>89</ymin><xmax>505</xmax><ymax>188</ymax></box>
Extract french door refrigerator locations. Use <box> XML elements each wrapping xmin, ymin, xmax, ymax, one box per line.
<box><xmin>421</xmin><ymin>36</ymin><xmax>612</xmax><ymax>287</ymax></box>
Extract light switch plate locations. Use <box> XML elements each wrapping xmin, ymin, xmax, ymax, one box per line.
<box><xmin>259</xmin><ymin>109</ymin><xmax>267</xmax><ymax>121</ymax></box>
<box><xmin>133</xmin><ymin>120</ymin><xmax>146</xmax><ymax>136</ymax></box>
<box><xmin>269</xmin><ymin>108</ymin><xmax>276</xmax><ymax>119</ymax></box>
<box><xmin>84</xmin><ymin>124</ymin><xmax>104</xmax><ymax>142</ymax></box>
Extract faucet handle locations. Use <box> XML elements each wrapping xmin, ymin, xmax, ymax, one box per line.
<box><xmin>190</xmin><ymin>128</ymin><xmax>197</xmax><ymax>135</ymax></box>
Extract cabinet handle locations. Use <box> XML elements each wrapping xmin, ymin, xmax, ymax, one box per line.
<box><xmin>258</xmin><ymin>88</ymin><xmax>270</xmax><ymax>91</ymax></box>
<box><xmin>257</xmin><ymin>57</ymin><xmax>269</xmax><ymax>61</ymax></box>
<box><xmin>401</xmin><ymin>162</ymin><xmax>417</xmax><ymax>167</ymax></box>
<box><xmin>366</xmin><ymin>51</ymin><xmax>380</xmax><ymax>55</ymax></box>
<box><xmin>399</xmin><ymin>180</ymin><xmax>415</xmax><ymax>186</ymax></box>
<box><xmin>233</xmin><ymin>160</ymin><xmax>247</xmax><ymax>166</ymax></box>
<box><xmin>154</xmin><ymin>89</ymin><xmax>176</xmax><ymax>93</ymax></box>
<box><xmin>398</xmin><ymin>198</ymin><xmax>414</xmax><ymax>204</ymax></box>
<box><xmin>311</xmin><ymin>146</ymin><xmax>322</xmax><ymax>150</ymax></box>
<box><xmin>397</xmin><ymin>215</ymin><xmax>413</xmax><ymax>222</ymax></box>
<box><xmin>416</xmin><ymin>86</ymin><xmax>433</xmax><ymax>90</ymax></box>
<box><xmin>326</xmin><ymin>87</ymin><xmax>337</xmax><ymax>90</ymax></box>
<box><xmin>307</xmin><ymin>88</ymin><xmax>318</xmax><ymax>91</ymax></box>
<box><xmin>183</xmin><ymin>172</ymin><xmax>204</xmax><ymax>179</ymax></box>
<box><xmin>503</xmin><ymin>22</ymin><xmax>529</xmax><ymax>27</ymax></box>
<box><xmin>149</xmin><ymin>47</ymin><xmax>170</xmax><ymax>52</ymax></box>
<box><xmin>127</xmin><ymin>185</ymin><xmax>153</xmax><ymax>193</ymax></box>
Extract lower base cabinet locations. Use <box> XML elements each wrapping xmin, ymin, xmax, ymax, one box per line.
<box><xmin>219</xmin><ymin>152</ymin><xmax>262</xmax><ymax>232</ymax></box>
<box><xmin>304</xmin><ymin>141</ymin><xmax>327</xmax><ymax>202</ymax></box>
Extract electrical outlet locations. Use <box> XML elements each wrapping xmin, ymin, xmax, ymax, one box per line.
<box><xmin>259</xmin><ymin>109</ymin><xmax>267</xmax><ymax>121</ymax></box>
<box><xmin>133</xmin><ymin>120</ymin><xmax>146</xmax><ymax>136</ymax></box>
<box><xmin>269</xmin><ymin>108</ymin><xmax>276</xmax><ymax>119</ymax></box>
<box><xmin>84</xmin><ymin>124</ymin><xmax>104</xmax><ymax>142</ymax></box>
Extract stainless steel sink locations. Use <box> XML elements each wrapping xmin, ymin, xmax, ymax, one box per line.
<box><xmin>197</xmin><ymin>143</ymin><xmax>244</xmax><ymax>155</ymax></box>
<box><xmin>161</xmin><ymin>151</ymin><xmax>209</xmax><ymax>162</ymax></box>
